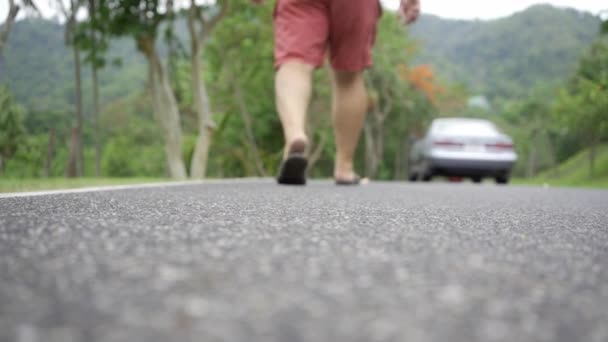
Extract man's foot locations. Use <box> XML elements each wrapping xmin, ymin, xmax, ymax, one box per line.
<box><xmin>335</xmin><ymin>175</ymin><xmax>361</xmax><ymax>186</ymax></box>
<box><xmin>334</xmin><ymin>159</ymin><xmax>360</xmax><ymax>186</ymax></box>
<box><xmin>277</xmin><ymin>139</ymin><xmax>308</xmax><ymax>186</ymax></box>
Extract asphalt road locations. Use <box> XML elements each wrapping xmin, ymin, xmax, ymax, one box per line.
<box><xmin>1</xmin><ymin>181</ymin><xmax>607</xmax><ymax>342</ymax></box>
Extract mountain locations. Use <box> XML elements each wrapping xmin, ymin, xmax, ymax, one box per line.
<box><xmin>0</xmin><ymin>19</ymin><xmax>147</xmax><ymax>113</ymax></box>
<box><xmin>409</xmin><ymin>4</ymin><xmax>601</xmax><ymax>104</ymax></box>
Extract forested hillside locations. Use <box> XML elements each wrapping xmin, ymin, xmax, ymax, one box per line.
<box><xmin>0</xmin><ymin>19</ymin><xmax>146</xmax><ymax>112</ymax></box>
<box><xmin>410</xmin><ymin>5</ymin><xmax>600</xmax><ymax>103</ymax></box>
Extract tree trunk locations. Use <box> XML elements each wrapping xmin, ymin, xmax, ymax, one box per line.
<box><xmin>364</xmin><ymin>123</ymin><xmax>378</xmax><ymax>178</ymax></box>
<box><xmin>65</xmin><ymin>127</ymin><xmax>79</xmax><ymax>177</ymax></box>
<box><xmin>45</xmin><ymin>129</ymin><xmax>56</xmax><ymax>177</ymax></box>
<box><xmin>75</xmin><ymin>46</ymin><xmax>84</xmax><ymax>176</ymax></box>
<box><xmin>393</xmin><ymin>137</ymin><xmax>402</xmax><ymax>180</ymax></box>
<box><xmin>589</xmin><ymin>136</ymin><xmax>597</xmax><ymax>179</ymax></box>
<box><xmin>526</xmin><ymin>145</ymin><xmax>537</xmax><ymax>178</ymax></box>
<box><xmin>189</xmin><ymin>44</ymin><xmax>215</xmax><ymax>179</ymax></box>
<box><xmin>92</xmin><ymin>65</ymin><xmax>101</xmax><ymax>177</ymax></box>
<box><xmin>546</xmin><ymin>134</ymin><xmax>559</xmax><ymax>178</ymax></box>
<box><xmin>140</xmin><ymin>36</ymin><xmax>187</xmax><ymax>180</ymax></box>
<box><xmin>307</xmin><ymin>134</ymin><xmax>326</xmax><ymax>175</ymax></box>
<box><xmin>364</xmin><ymin>113</ymin><xmax>385</xmax><ymax>179</ymax></box>
<box><xmin>375</xmin><ymin>120</ymin><xmax>384</xmax><ymax>176</ymax></box>
<box><xmin>0</xmin><ymin>155</ymin><xmax>4</xmax><ymax>176</ymax></box>
<box><xmin>90</xmin><ymin>0</ymin><xmax>101</xmax><ymax>177</ymax></box>
<box><xmin>403</xmin><ymin>135</ymin><xmax>413</xmax><ymax>180</ymax></box>
<box><xmin>525</xmin><ymin>130</ymin><xmax>538</xmax><ymax>178</ymax></box>
<box><xmin>0</xmin><ymin>0</ymin><xmax>19</xmax><ymax>56</ymax></box>
<box><xmin>66</xmin><ymin>44</ymin><xmax>84</xmax><ymax>178</ymax></box>
<box><xmin>232</xmin><ymin>73</ymin><xmax>266</xmax><ymax>177</ymax></box>
<box><xmin>187</xmin><ymin>2</ymin><xmax>228</xmax><ymax>179</ymax></box>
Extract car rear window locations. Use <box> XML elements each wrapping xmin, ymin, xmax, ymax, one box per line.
<box><xmin>433</xmin><ymin>120</ymin><xmax>499</xmax><ymax>136</ymax></box>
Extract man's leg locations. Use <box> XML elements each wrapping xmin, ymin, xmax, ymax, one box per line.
<box><xmin>326</xmin><ymin>0</ymin><xmax>380</xmax><ymax>182</ymax></box>
<box><xmin>275</xmin><ymin>61</ymin><xmax>315</xmax><ymax>156</ymax></box>
<box><xmin>332</xmin><ymin>70</ymin><xmax>367</xmax><ymax>182</ymax></box>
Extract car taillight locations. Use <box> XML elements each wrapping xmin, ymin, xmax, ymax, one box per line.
<box><xmin>486</xmin><ymin>142</ymin><xmax>513</xmax><ymax>150</ymax></box>
<box><xmin>433</xmin><ymin>140</ymin><xmax>464</xmax><ymax>148</ymax></box>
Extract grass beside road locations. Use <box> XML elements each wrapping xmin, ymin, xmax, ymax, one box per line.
<box><xmin>0</xmin><ymin>178</ymin><xmax>169</xmax><ymax>193</ymax></box>
<box><xmin>514</xmin><ymin>144</ymin><xmax>608</xmax><ymax>189</ymax></box>
<box><xmin>513</xmin><ymin>177</ymin><xmax>608</xmax><ymax>189</ymax></box>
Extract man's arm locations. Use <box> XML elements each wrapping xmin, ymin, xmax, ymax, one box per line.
<box><xmin>400</xmin><ymin>0</ymin><xmax>420</xmax><ymax>25</ymax></box>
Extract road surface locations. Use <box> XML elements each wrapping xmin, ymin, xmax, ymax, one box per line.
<box><xmin>1</xmin><ymin>180</ymin><xmax>607</xmax><ymax>342</ymax></box>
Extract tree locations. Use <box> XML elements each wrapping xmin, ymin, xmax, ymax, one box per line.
<box><xmin>57</xmin><ymin>0</ymin><xmax>85</xmax><ymax>178</ymax></box>
<box><xmin>555</xmin><ymin>36</ymin><xmax>608</xmax><ymax>177</ymax></box>
<box><xmin>188</xmin><ymin>0</ymin><xmax>229</xmax><ymax>179</ymax></box>
<box><xmin>78</xmin><ymin>0</ymin><xmax>109</xmax><ymax>177</ymax></box>
<box><xmin>205</xmin><ymin>0</ymin><xmax>277</xmax><ymax>177</ymax></box>
<box><xmin>364</xmin><ymin>12</ymin><xmax>426</xmax><ymax>179</ymax></box>
<box><xmin>506</xmin><ymin>99</ymin><xmax>553</xmax><ymax>177</ymax></box>
<box><xmin>0</xmin><ymin>87</ymin><xmax>26</xmax><ymax>174</ymax></box>
<box><xmin>100</xmin><ymin>0</ymin><xmax>187</xmax><ymax>179</ymax></box>
<box><xmin>0</xmin><ymin>0</ymin><xmax>38</xmax><ymax>55</ymax></box>
<box><xmin>0</xmin><ymin>0</ymin><xmax>20</xmax><ymax>56</ymax></box>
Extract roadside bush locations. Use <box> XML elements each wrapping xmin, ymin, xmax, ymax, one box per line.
<box><xmin>101</xmin><ymin>135</ymin><xmax>165</xmax><ymax>177</ymax></box>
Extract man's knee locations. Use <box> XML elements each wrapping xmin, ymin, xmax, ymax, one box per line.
<box><xmin>332</xmin><ymin>70</ymin><xmax>364</xmax><ymax>89</ymax></box>
<box><xmin>277</xmin><ymin>60</ymin><xmax>316</xmax><ymax>75</ymax></box>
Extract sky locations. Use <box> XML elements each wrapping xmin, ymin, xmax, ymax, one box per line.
<box><xmin>1</xmin><ymin>0</ymin><xmax>606</xmax><ymax>23</ymax></box>
<box><xmin>381</xmin><ymin>0</ymin><xmax>606</xmax><ymax>19</ymax></box>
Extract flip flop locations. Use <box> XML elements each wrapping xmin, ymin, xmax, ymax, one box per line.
<box><xmin>335</xmin><ymin>176</ymin><xmax>361</xmax><ymax>186</ymax></box>
<box><xmin>277</xmin><ymin>153</ymin><xmax>308</xmax><ymax>185</ymax></box>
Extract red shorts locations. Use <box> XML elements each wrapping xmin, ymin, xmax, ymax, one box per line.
<box><xmin>273</xmin><ymin>0</ymin><xmax>382</xmax><ymax>72</ymax></box>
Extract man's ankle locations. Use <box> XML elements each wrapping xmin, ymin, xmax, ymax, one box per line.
<box><xmin>285</xmin><ymin>135</ymin><xmax>308</xmax><ymax>156</ymax></box>
<box><xmin>334</xmin><ymin>159</ymin><xmax>355</xmax><ymax>179</ymax></box>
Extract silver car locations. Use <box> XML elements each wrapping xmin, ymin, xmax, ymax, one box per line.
<box><xmin>408</xmin><ymin>118</ymin><xmax>517</xmax><ymax>184</ymax></box>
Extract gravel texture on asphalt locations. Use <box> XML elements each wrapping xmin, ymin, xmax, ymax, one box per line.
<box><xmin>1</xmin><ymin>181</ymin><xmax>607</xmax><ymax>342</ymax></box>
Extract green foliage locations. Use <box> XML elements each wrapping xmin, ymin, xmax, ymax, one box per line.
<box><xmin>519</xmin><ymin>144</ymin><xmax>608</xmax><ymax>188</ymax></box>
<box><xmin>100</xmin><ymin>0</ymin><xmax>164</xmax><ymax>39</ymax></box>
<box><xmin>554</xmin><ymin>36</ymin><xmax>608</xmax><ymax>144</ymax></box>
<box><xmin>0</xmin><ymin>87</ymin><xmax>27</xmax><ymax>169</ymax></box>
<box><xmin>102</xmin><ymin>135</ymin><xmax>166</xmax><ymax>177</ymax></box>
<box><xmin>182</xmin><ymin>134</ymin><xmax>197</xmax><ymax>171</ymax></box>
<box><xmin>3</xmin><ymin>134</ymin><xmax>47</xmax><ymax>177</ymax></box>
<box><xmin>205</xmin><ymin>0</ymin><xmax>284</xmax><ymax>177</ymax></box>
<box><xmin>98</xmin><ymin>92</ymin><xmax>167</xmax><ymax>177</ymax></box>
<box><xmin>364</xmin><ymin>12</ymin><xmax>436</xmax><ymax>179</ymax></box>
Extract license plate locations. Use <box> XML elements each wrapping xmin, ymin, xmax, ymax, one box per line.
<box><xmin>465</xmin><ymin>144</ymin><xmax>484</xmax><ymax>152</ymax></box>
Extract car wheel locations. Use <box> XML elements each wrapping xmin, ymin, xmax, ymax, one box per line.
<box><xmin>422</xmin><ymin>173</ymin><xmax>433</xmax><ymax>182</ymax></box>
<box><xmin>472</xmin><ymin>176</ymin><xmax>483</xmax><ymax>184</ymax></box>
<box><xmin>495</xmin><ymin>175</ymin><xmax>509</xmax><ymax>185</ymax></box>
<box><xmin>409</xmin><ymin>173</ymin><xmax>418</xmax><ymax>182</ymax></box>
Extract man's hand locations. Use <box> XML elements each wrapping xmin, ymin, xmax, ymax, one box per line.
<box><xmin>399</xmin><ymin>0</ymin><xmax>420</xmax><ymax>25</ymax></box>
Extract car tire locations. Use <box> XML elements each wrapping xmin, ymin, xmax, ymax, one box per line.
<box><xmin>472</xmin><ymin>176</ymin><xmax>483</xmax><ymax>184</ymax></box>
<box><xmin>422</xmin><ymin>173</ymin><xmax>433</xmax><ymax>182</ymax></box>
<box><xmin>495</xmin><ymin>175</ymin><xmax>509</xmax><ymax>185</ymax></box>
<box><xmin>409</xmin><ymin>173</ymin><xmax>418</xmax><ymax>182</ymax></box>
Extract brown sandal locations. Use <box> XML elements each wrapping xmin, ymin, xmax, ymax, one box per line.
<box><xmin>335</xmin><ymin>176</ymin><xmax>361</xmax><ymax>186</ymax></box>
<box><xmin>277</xmin><ymin>153</ymin><xmax>308</xmax><ymax>185</ymax></box>
<box><xmin>277</xmin><ymin>139</ymin><xmax>308</xmax><ymax>186</ymax></box>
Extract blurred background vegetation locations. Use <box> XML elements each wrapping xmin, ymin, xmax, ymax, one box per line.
<box><xmin>0</xmin><ymin>1</ymin><xmax>607</xmax><ymax>189</ymax></box>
